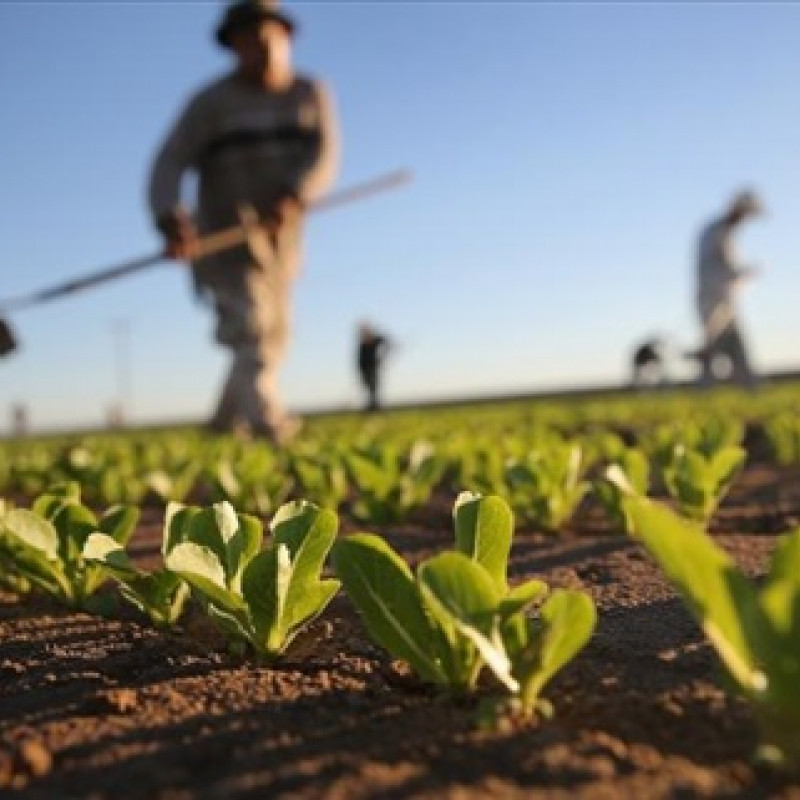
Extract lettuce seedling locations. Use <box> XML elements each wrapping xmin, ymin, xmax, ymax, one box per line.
<box><xmin>765</xmin><ymin>413</ymin><xmax>800</xmax><ymax>466</ymax></box>
<box><xmin>643</xmin><ymin>416</ymin><xmax>743</xmax><ymax>473</ymax></box>
<box><xmin>347</xmin><ymin>441</ymin><xmax>445</xmax><ymax>523</ymax></box>
<box><xmin>291</xmin><ymin>452</ymin><xmax>349</xmax><ymax>512</ymax></box>
<box><xmin>506</xmin><ymin>442</ymin><xmax>590</xmax><ymax>531</ymax></box>
<box><xmin>0</xmin><ymin>483</ymin><xmax>138</xmax><ymax>608</ymax></box>
<box><xmin>695</xmin><ymin>416</ymin><xmax>744</xmax><ymax>459</ymax></box>
<box><xmin>333</xmin><ymin>493</ymin><xmax>596</xmax><ymax>712</ymax></box>
<box><xmin>82</xmin><ymin>533</ymin><xmax>190</xmax><ymax>627</ymax></box>
<box><xmin>617</xmin><ymin>483</ymin><xmax>800</xmax><ymax>768</ymax></box>
<box><xmin>0</xmin><ymin>499</ymin><xmax>31</xmax><ymax>593</ymax></box>
<box><xmin>452</xmin><ymin>441</ymin><xmax>508</xmax><ymax>498</ymax></box>
<box><xmin>661</xmin><ymin>443</ymin><xmax>746</xmax><ymax>523</ymax></box>
<box><xmin>205</xmin><ymin>445</ymin><xmax>293</xmax><ymax>517</ymax></box>
<box><xmin>145</xmin><ymin>459</ymin><xmax>200</xmax><ymax>504</ymax></box>
<box><xmin>165</xmin><ymin>499</ymin><xmax>340</xmax><ymax>658</ymax></box>
<box><xmin>594</xmin><ymin>448</ymin><xmax>650</xmax><ymax>533</ymax></box>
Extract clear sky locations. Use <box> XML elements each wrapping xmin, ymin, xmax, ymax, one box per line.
<box><xmin>2</xmin><ymin>2</ymin><xmax>800</xmax><ymax>433</ymax></box>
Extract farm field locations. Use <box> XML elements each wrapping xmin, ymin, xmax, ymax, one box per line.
<box><xmin>2</xmin><ymin>385</ymin><xmax>800</xmax><ymax>799</ymax></box>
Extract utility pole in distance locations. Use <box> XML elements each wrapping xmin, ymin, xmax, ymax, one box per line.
<box><xmin>109</xmin><ymin>318</ymin><xmax>131</xmax><ymax>428</ymax></box>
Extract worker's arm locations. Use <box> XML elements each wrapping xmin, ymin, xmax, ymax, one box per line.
<box><xmin>718</xmin><ymin>226</ymin><xmax>759</xmax><ymax>284</ymax></box>
<box><xmin>265</xmin><ymin>80</ymin><xmax>340</xmax><ymax>233</ymax></box>
<box><xmin>147</xmin><ymin>94</ymin><xmax>207</xmax><ymax>259</ymax></box>
<box><xmin>293</xmin><ymin>80</ymin><xmax>341</xmax><ymax>207</ymax></box>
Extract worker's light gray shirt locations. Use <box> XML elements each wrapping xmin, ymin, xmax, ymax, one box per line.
<box><xmin>148</xmin><ymin>71</ymin><xmax>339</xmax><ymax>236</ymax></box>
<box><xmin>696</xmin><ymin>218</ymin><xmax>747</xmax><ymax>333</ymax></box>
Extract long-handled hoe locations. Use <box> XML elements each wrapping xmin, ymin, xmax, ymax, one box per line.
<box><xmin>0</xmin><ymin>170</ymin><xmax>412</xmax><ymax>357</ymax></box>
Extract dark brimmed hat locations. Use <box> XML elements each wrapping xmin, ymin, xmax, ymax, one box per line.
<box><xmin>216</xmin><ymin>1</ymin><xmax>296</xmax><ymax>48</ymax></box>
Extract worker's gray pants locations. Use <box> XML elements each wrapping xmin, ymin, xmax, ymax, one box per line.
<box><xmin>195</xmin><ymin>225</ymin><xmax>300</xmax><ymax>437</ymax></box>
<box><xmin>699</xmin><ymin>320</ymin><xmax>756</xmax><ymax>388</ymax></box>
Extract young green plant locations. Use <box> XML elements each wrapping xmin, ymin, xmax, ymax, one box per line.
<box><xmin>82</xmin><ymin>532</ymin><xmax>190</xmax><ymax>628</ymax></box>
<box><xmin>164</xmin><ymin>499</ymin><xmax>340</xmax><ymax>658</ymax></box>
<box><xmin>660</xmin><ymin>443</ymin><xmax>746</xmax><ymax>523</ymax></box>
<box><xmin>505</xmin><ymin>440</ymin><xmax>590</xmax><ymax>531</ymax></box>
<box><xmin>594</xmin><ymin>447</ymin><xmax>650</xmax><ymax>533</ymax></box>
<box><xmin>0</xmin><ymin>483</ymin><xmax>139</xmax><ymax>609</ymax></box>
<box><xmin>333</xmin><ymin>492</ymin><xmax>596</xmax><ymax>713</ymax></box>
<box><xmin>610</xmin><ymin>468</ymin><xmax>800</xmax><ymax>768</ymax></box>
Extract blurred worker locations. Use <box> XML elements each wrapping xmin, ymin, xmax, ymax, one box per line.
<box><xmin>357</xmin><ymin>322</ymin><xmax>391</xmax><ymax>412</ymax></box>
<box><xmin>693</xmin><ymin>189</ymin><xmax>762</xmax><ymax>388</ymax></box>
<box><xmin>631</xmin><ymin>336</ymin><xmax>668</xmax><ymax>388</ymax></box>
<box><xmin>147</xmin><ymin>0</ymin><xmax>339</xmax><ymax>443</ymax></box>
<box><xmin>11</xmin><ymin>404</ymin><xmax>28</xmax><ymax>437</ymax></box>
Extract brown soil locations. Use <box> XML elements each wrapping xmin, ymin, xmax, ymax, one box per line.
<box><xmin>3</xmin><ymin>464</ymin><xmax>800</xmax><ymax>799</ymax></box>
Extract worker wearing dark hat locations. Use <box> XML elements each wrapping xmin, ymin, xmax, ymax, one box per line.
<box><xmin>216</xmin><ymin>0</ymin><xmax>296</xmax><ymax>45</ymax></box>
<box><xmin>148</xmin><ymin>1</ymin><xmax>339</xmax><ymax>443</ymax></box>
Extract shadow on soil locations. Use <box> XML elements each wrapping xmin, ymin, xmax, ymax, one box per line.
<box><xmin>5</xmin><ymin>592</ymin><xmax>786</xmax><ymax>800</ymax></box>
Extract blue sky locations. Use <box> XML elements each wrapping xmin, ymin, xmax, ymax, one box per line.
<box><xmin>2</xmin><ymin>2</ymin><xmax>800</xmax><ymax>432</ymax></box>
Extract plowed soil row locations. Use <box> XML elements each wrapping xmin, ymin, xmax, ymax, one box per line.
<box><xmin>2</xmin><ymin>465</ymin><xmax>800</xmax><ymax>798</ymax></box>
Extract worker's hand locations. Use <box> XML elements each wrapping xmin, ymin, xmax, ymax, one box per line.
<box><xmin>736</xmin><ymin>266</ymin><xmax>759</xmax><ymax>284</ymax></box>
<box><xmin>157</xmin><ymin>209</ymin><xmax>199</xmax><ymax>261</ymax></box>
<box><xmin>265</xmin><ymin>192</ymin><xmax>304</xmax><ymax>231</ymax></box>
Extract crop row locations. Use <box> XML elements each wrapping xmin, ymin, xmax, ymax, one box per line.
<box><xmin>2</xmin><ymin>471</ymin><xmax>799</xmax><ymax>769</ymax></box>
<box><xmin>2</xmin><ymin>406</ymin><xmax>796</xmax><ymax>528</ymax></box>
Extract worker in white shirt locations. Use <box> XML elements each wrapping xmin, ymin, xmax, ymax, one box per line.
<box><xmin>694</xmin><ymin>189</ymin><xmax>762</xmax><ymax>388</ymax></box>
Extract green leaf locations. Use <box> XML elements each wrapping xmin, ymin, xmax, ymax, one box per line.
<box><xmin>166</xmin><ymin>541</ymin><xmax>247</xmax><ymax>616</ymax></box>
<box><xmin>270</xmin><ymin>502</ymin><xmax>339</xmax><ymax>633</ymax></box>
<box><xmin>3</xmin><ymin>509</ymin><xmax>59</xmax><ymax>561</ymax></box>
<box><xmin>759</xmin><ymin>530</ymin><xmax>800</xmax><ymax>646</ymax></box>
<box><xmin>213</xmin><ymin>500</ymin><xmax>239</xmax><ymax>543</ymax></box>
<box><xmin>241</xmin><ymin>545</ymin><xmax>289</xmax><ymax>650</ymax></box>
<box><xmin>453</xmin><ymin>493</ymin><xmax>513</xmax><ymax>591</ymax></box>
<box><xmin>517</xmin><ymin>589</ymin><xmax>597</xmax><ymax>707</ymax></box>
<box><xmin>244</xmin><ymin>538</ymin><xmax>340</xmax><ymax>655</ymax></box>
<box><xmin>32</xmin><ymin>482</ymin><xmax>81</xmax><ymax>518</ymax></box>
<box><xmin>497</xmin><ymin>578</ymin><xmax>549</xmax><ymax>619</ymax></box>
<box><xmin>82</xmin><ymin>532</ymin><xmax>138</xmax><ymax>578</ymax></box>
<box><xmin>418</xmin><ymin>552</ymin><xmax>510</xmax><ymax>691</ymax></box>
<box><xmin>709</xmin><ymin>447</ymin><xmax>747</xmax><ymax>490</ymax></box>
<box><xmin>50</xmin><ymin>502</ymin><xmax>98</xmax><ymax>562</ymax></box>
<box><xmin>1</xmin><ymin>509</ymin><xmax>71</xmax><ymax>599</ymax></box>
<box><xmin>162</xmin><ymin>503</ymin><xmax>198</xmax><ymax>556</ymax></box>
<box><xmin>83</xmin><ymin>528</ymin><xmax>189</xmax><ymax>627</ymax></box>
<box><xmin>418</xmin><ymin>551</ymin><xmax>502</xmax><ymax>623</ymax></box>
<box><xmin>624</xmin><ymin>495</ymin><xmax>766</xmax><ymax>691</ymax></box>
<box><xmin>241</xmin><ymin>502</ymin><xmax>340</xmax><ymax>656</ymax></box>
<box><xmin>452</xmin><ymin>617</ymin><xmax>518</xmax><ymax>692</ymax></box>
<box><xmin>765</xmin><ymin>529</ymin><xmax>800</xmax><ymax>590</ymax></box>
<box><xmin>120</xmin><ymin>571</ymin><xmax>190</xmax><ymax>627</ymax></box>
<box><xmin>333</xmin><ymin>533</ymin><xmax>444</xmax><ymax>684</ymax></box>
<box><xmin>225</xmin><ymin>510</ymin><xmax>263</xmax><ymax>591</ymax></box>
<box><xmin>98</xmin><ymin>505</ymin><xmax>140</xmax><ymax>546</ymax></box>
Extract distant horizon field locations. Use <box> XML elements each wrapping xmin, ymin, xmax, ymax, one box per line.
<box><xmin>4</xmin><ymin>369</ymin><xmax>800</xmax><ymax>442</ymax></box>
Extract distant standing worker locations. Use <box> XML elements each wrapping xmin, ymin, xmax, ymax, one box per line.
<box><xmin>631</xmin><ymin>336</ymin><xmax>668</xmax><ymax>387</ymax></box>
<box><xmin>148</xmin><ymin>0</ymin><xmax>339</xmax><ymax>442</ymax></box>
<box><xmin>694</xmin><ymin>190</ymin><xmax>762</xmax><ymax>388</ymax></box>
<box><xmin>357</xmin><ymin>322</ymin><xmax>391</xmax><ymax>412</ymax></box>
